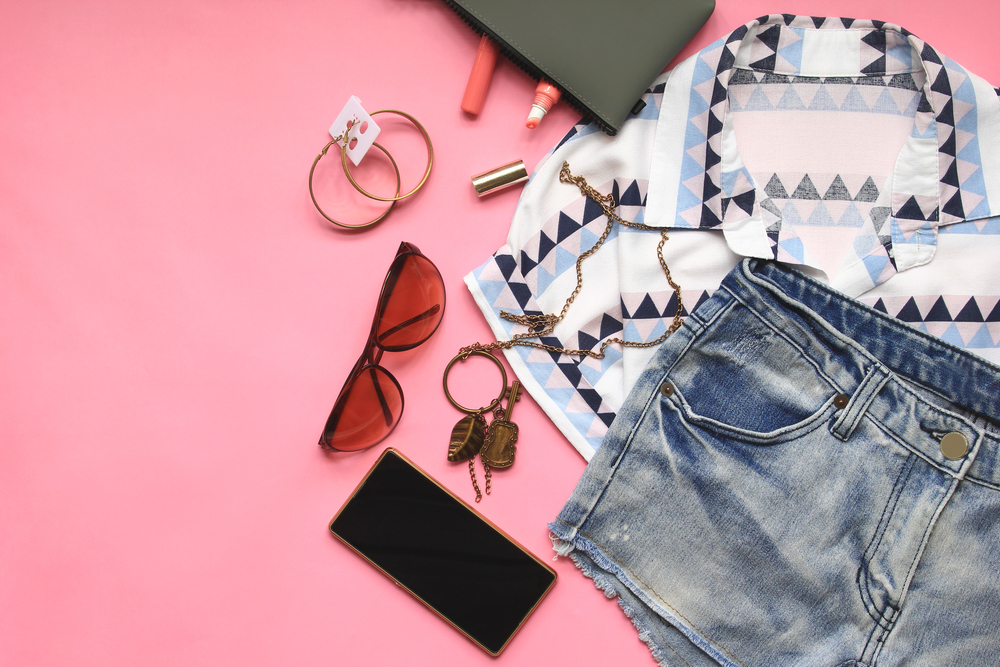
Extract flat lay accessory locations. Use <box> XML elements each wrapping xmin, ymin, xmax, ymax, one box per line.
<box><xmin>329</xmin><ymin>448</ymin><xmax>557</xmax><ymax>656</ymax></box>
<box><xmin>319</xmin><ymin>241</ymin><xmax>445</xmax><ymax>452</ymax></box>
<box><xmin>461</xmin><ymin>33</ymin><xmax>499</xmax><ymax>115</ymax></box>
<box><xmin>458</xmin><ymin>162</ymin><xmax>685</xmax><ymax>361</ymax></box>
<box><xmin>441</xmin><ymin>0</ymin><xmax>715</xmax><ymax>134</ymax></box>
<box><xmin>471</xmin><ymin>159</ymin><xmax>529</xmax><ymax>197</ymax></box>
<box><xmin>480</xmin><ymin>379</ymin><xmax>521</xmax><ymax>468</ymax></box>
<box><xmin>444</xmin><ymin>161</ymin><xmax>684</xmax><ymax>494</ymax></box>
<box><xmin>308</xmin><ymin>106</ymin><xmax>433</xmax><ymax>229</ymax></box>
<box><xmin>525</xmin><ymin>79</ymin><xmax>561</xmax><ymax>129</ymax></box>
<box><xmin>309</xmin><ymin>139</ymin><xmax>401</xmax><ymax>229</ymax></box>
<box><xmin>442</xmin><ymin>350</ymin><xmax>522</xmax><ymax>501</ymax></box>
<box><xmin>340</xmin><ymin>109</ymin><xmax>434</xmax><ymax>202</ymax></box>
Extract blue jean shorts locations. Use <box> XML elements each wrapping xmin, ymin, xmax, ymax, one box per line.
<box><xmin>550</xmin><ymin>259</ymin><xmax>1000</xmax><ymax>667</ymax></box>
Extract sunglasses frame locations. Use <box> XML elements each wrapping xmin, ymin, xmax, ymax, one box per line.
<box><xmin>319</xmin><ymin>241</ymin><xmax>445</xmax><ymax>452</ymax></box>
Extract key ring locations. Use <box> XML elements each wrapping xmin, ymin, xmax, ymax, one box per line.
<box><xmin>308</xmin><ymin>140</ymin><xmax>401</xmax><ymax>229</ymax></box>
<box><xmin>443</xmin><ymin>349</ymin><xmax>510</xmax><ymax>502</ymax></box>
<box><xmin>442</xmin><ymin>349</ymin><xmax>507</xmax><ymax>414</ymax></box>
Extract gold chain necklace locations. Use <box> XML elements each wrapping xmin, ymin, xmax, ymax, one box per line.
<box><xmin>443</xmin><ymin>161</ymin><xmax>685</xmax><ymax>500</ymax></box>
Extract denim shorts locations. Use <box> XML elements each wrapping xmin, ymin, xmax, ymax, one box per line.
<box><xmin>550</xmin><ymin>259</ymin><xmax>1000</xmax><ymax>667</ymax></box>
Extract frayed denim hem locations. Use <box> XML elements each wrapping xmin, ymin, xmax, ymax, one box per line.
<box><xmin>549</xmin><ymin>524</ymin><xmax>727</xmax><ymax>667</ymax></box>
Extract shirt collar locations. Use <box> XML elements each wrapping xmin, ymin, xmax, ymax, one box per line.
<box><xmin>643</xmin><ymin>15</ymin><xmax>999</xmax><ymax>289</ymax></box>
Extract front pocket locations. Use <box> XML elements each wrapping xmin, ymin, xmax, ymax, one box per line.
<box><xmin>668</xmin><ymin>383</ymin><xmax>837</xmax><ymax>444</ymax></box>
<box><xmin>664</xmin><ymin>299</ymin><xmax>838</xmax><ymax>442</ymax></box>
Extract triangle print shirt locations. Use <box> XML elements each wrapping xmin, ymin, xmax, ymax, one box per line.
<box><xmin>465</xmin><ymin>15</ymin><xmax>1000</xmax><ymax>461</ymax></box>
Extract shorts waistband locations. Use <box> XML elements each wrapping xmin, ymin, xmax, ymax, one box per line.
<box><xmin>708</xmin><ymin>260</ymin><xmax>1000</xmax><ymax>486</ymax></box>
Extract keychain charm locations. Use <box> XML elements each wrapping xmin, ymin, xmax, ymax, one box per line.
<box><xmin>481</xmin><ymin>381</ymin><xmax>521</xmax><ymax>468</ymax></box>
<box><xmin>442</xmin><ymin>349</ymin><xmax>519</xmax><ymax>502</ymax></box>
<box><xmin>447</xmin><ymin>413</ymin><xmax>486</xmax><ymax>462</ymax></box>
<box><xmin>441</xmin><ymin>162</ymin><xmax>687</xmax><ymax>499</ymax></box>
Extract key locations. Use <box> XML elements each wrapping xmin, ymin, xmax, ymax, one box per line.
<box><xmin>480</xmin><ymin>381</ymin><xmax>521</xmax><ymax>468</ymax></box>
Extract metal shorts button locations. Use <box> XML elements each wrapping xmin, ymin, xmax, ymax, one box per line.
<box><xmin>940</xmin><ymin>431</ymin><xmax>970</xmax><ymax>460</ymax></box>
<box><xmin>660</xmin><ymin>381</ymin><xmax>674</xmax><ymax>397</ymax></box>
<box><xmin>833</xmin><ymin>394</ymin><xmax>849</xmax><ymax>410</ymax></box>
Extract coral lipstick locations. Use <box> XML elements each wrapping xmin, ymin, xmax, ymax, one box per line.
<box><xmin>461</xmin><ymin>34</ymin><xmax>499</xmax><ymax>115</ymax></box>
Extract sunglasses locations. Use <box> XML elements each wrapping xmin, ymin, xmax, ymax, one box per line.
<box><xmin>319</xmin><ymin>241</ymin><xmax>446</xmax><ymax>452</ymax></box>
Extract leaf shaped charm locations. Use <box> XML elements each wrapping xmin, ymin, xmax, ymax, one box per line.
<box><xmin>448</xmin><ymin>415</ymin><xmax>484</xmax><ymax>462</ymax></box>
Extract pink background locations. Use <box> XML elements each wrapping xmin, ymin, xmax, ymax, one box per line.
<box><xmin>3</xmin><ymin>2</ymin><xmax>998</xmax><ymax>665</ymax></box>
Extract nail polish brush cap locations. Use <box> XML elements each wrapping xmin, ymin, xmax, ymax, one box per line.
<box><xmin>525</xmin><ymin>80</ymin><xmax>562</xmax><ymax>129</ymax></box>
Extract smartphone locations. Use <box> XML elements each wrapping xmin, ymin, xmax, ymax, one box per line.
<box><xmin>328</xmin><ymin>448</ymin><xmax>557</xmax><ymax>656</ymax></box>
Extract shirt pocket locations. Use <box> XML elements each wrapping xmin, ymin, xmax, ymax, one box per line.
<box><xmin>663</xmin><ymin>300</ymin><xmax>839</xmax><ymax>444</ymax></box>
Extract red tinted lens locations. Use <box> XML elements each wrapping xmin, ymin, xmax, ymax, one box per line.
<box><xmin>320</xmin><ymin>365</ymin><xmax>403</xmax><ymax>452</ymax></box>
<box><xmin>375</xmin><ymin>253</ymin><xmax>445</xmax><ymax>351</ymax></box>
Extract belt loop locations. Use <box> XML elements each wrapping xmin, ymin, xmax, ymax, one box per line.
<box><xmin>831</xmin><ymin>365</ymin><xmax>893</xmax><ymax>441</ymax></box>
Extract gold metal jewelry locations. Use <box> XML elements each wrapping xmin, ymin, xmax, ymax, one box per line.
<box><xmin>340</xmin><ymin>109</ymin><xmax>434</xmax><ymax>202</ymax></box>
<box><xmin>442</xmin><ymin>349</ymin><xmax>507</xmax><ymax>415</ymax></box>
<box><xmin>456</xmin><ymin>161</ymin><xmax>685</xmax><ymax>361</ymax></box>
<box><xmin>443</xmin><ymin>162</ymin><xmax>686</xmax><ymax>501</ymax></box>
<box><xmin>442</xmin><ymin>349</ymin><xmax>511</xmax><ymax>502</ymax></box>
<box><xmin>308</xmin><ymin>139</ymin><xmax>401</xmax><ymax>230</ymax></box>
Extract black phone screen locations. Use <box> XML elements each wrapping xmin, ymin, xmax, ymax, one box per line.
<box><xmin>328</xmin><ymin>448</ymin><xmax>557</xmax><ymax>656</ymax></box>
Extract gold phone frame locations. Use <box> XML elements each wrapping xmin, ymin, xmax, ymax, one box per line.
<box><xmin>328</xmin><ymin>447</ymin><xmax>557</xmax><ymax>656</ymax></box>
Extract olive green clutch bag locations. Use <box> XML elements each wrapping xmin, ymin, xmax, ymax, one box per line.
<box><xmin>444</xmin><ymin>0</ymin><xmax>715</xmax><ymax>134</ymax></box>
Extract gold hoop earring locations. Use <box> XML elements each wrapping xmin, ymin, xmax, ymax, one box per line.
<box><xmin>308</xmin><ymin>139</ymin><xmax>401</xmax><ymax>230</ymax></box>
<box><xmin>340</xmin><ymin>109</ymin><xmax>433</xmax><ymax>202</ymax></box>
